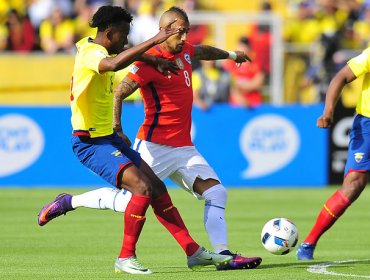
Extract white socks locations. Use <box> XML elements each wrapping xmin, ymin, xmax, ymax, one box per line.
<box><xmin>71</xmin><ymin>187</ymin><xmax>132</xmax><ymax>212</ymax></box>
<box><xmin>202</xmin><ymin>184</ymin><xmax>228</xmax><ymax>253</ymax></box>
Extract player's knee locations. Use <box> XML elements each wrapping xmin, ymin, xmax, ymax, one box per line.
<box><xmin>202</xmin><ymin>184</ymin><xmax>228</xmax><ymax>207</ymax></box>
<box><xmin>130</xmin><ymin>175</ymin><xmax>152</xmax><ymax>196</ymax></box>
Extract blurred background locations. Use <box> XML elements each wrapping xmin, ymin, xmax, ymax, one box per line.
<box><xmin>0</xmin><ymin>0</ymin><xmax>365</xmax><ymax>188</ymax></box>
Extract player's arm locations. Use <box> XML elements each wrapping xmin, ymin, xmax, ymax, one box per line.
<box><xmin>139</xmin><ymin>54</ymin><xmax>179</xmax><ymax>75</ymax></box>
<box><xmin>317</xmin><ymin>65</ymin><xmax>356</xmax><ymax>128</ymax></box>
<box><xmin>193</xmin><ymin>45</ymin><xmax>251</xmax><ymax>64</ymax></box>
<box><xmin>113</xmin><ymin>76</ymin><xmax>140</xmax><ymax>145</ymax></box>
<box><xmin>98</xmin><ymin>19</ymin><xmax>179</xmax><ymax>73</ymax></box>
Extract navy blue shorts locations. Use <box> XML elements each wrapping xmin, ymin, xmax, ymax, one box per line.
<box><xmin>71</xmin><ymin>133</ymin><xmax>141</xmax><ymax>187</ymax></box>
<box><xmin>344</xmin><ymin>114</ymin><xmax>370</xmax><ymax>176</ymax></box>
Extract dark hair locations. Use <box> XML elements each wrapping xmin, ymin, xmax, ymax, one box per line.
<box><xmin>239</xmin><ymin>36</ymin><xmax>250</xmax><ymax>46</ymax></box>
<box><xmin>167</xmin><ymin>6</ymin><xmax>189</xmax><ymax>24</ymax></box>
<box><xmin>90</xmin><ymin>6</ymin><xmax>133</xmax><ymax>32</ymax></box>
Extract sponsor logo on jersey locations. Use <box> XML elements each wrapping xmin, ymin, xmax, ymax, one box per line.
<box><xmin>354</xmin><ymin>152</ymin><xmax>364</xmax><ymax>163</ymax></box>
<box><xmin>175</xmin><ymin>58</ymin><xmax>184</xmax><ymax>69</ymax></box>
<box><xmin>184</xmin><ymin>53</ymin><xmax>191</xmax><ymax>64</ymax></box>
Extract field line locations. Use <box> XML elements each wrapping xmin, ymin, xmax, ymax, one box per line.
<box><xmin>307</xmin><ymin>259</ymin><xmax>370</xmax><ymax>278</ymax></box>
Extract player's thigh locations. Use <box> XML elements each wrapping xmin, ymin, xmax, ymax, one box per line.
<box><xmin>169</xmin><ymin>147</ymin><xmax>220</xmax><ymax>198</ymax></box>
<box><xmin>133</xmin><ymin>138</ymin><xmax>178</xmax><ymax>179</ymax></box>
<box><xmin>72</xmin><ymin>135</ymin><xmax>140</xmax><ymax>188</ymax></box>
<box><xmin>344</xmin><ymin>115</ymin><xmax>370</xmax><ymax>176</ymax></box>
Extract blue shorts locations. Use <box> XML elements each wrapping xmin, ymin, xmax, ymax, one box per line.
<box><xmin>71</xmin><ymin>133</ymin><xmax>141</xmax><ymax>187</ymax></box>
<box><xmin>344</xmin><ymin>114</ymin><xmax>370</xmax><ymax>176</ymax></box>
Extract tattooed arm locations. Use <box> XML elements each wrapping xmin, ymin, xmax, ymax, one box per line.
<box><xmin>113</xmin><ymin>76</ymin><xmax>140</xmax><ymax>146</ymax></box>
<box><xmin>194</xmin><ymin>45</ymin><xmax>251</xmax><ymax>64</ymax></box>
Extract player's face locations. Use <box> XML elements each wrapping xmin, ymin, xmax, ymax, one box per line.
<box><xmin>108</xmin><ymin>21</ymin><xmax>130</xmax><ymax>54</ymax></box>
<box><xmin>164</xmin><ymin>18</ymin><xmax>190</xmax><ymax>53</ymax></box>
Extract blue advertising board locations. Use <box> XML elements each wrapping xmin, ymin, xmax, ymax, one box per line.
<box><xmin>0</xmin><ymin>104</ymin><xmax>327</xmax><ymax>187</ymax></box>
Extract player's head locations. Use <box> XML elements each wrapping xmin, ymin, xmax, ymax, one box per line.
<box><xmin>159</xmin><ymin>6</ymin><xmax>190</xmax><ymax>53</ymax></box>
<box><xmin>90</xmin><ymin>6</ymin><xmax>133</xmax><ymax>54</ymax></box>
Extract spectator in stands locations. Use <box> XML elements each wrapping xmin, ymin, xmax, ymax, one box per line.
<box><xmin>73</xmin><ymin>2</ymin><xmax>97</xmax><ymax>41</ymax></box>
<box><xmin>192</xmin><ymin>60</ymin><xmax>231</xmax><ymax>110</ymax></box>
<box><xmin>39</xmin><ymin>6</ymin><xmax>75</xmax><ymax>53</ymax></box>
<box><xmin>353</xmin><ymin>3</ymin><xmax>370</xmax><ymax>48</ymax></box>
<box><xmin>283</xmin><ymin>1</ymin><xmax>321</xmax><ymax>103</ymax></box>
<box><xmin>128</xmin><ymin>0</ymin><xmax>163</xmax><ymax>46</ymax></box>
<box><xmin>0</xmin><ymin>20</ymin><xmax>7</xmax><ymax>51</ymax></box>
<box><xmin>223</xmin><ymin>36</ymin><xmax>264</xmax><ymax>108</ymax></box>
<box><xmin>6</xmin><ymin>9</ymin><xmax>36</xmax><ymax>52</ymax></box>
<box><xmin>248</xmin><ymin>1</ymin><xmax>272</xmax><ymax>78</ymax></box>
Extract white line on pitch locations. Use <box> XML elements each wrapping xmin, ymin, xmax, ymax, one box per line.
<box><xmin>307</xmin><ymin>259</ymin><xmax>370</xmax><ymax>278</ymax></box>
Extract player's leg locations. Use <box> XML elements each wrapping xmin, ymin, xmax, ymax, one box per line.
<box><xmin>72</xmin><ymin>134</ymin><xmax>153</xmax><ymax>274</ymax></box>
<box><xmin>297</xmin><ymin>171</ymin><xmax>367</xmax><ymax>260</ymax></box>
<box><xmin>170</xmin><ymin>146</ymin><xmax>262</xmax><ymax>270</ymax></box>
<box><xmin>297</xmin><ymin>114</ymin><xmax>370</xmax><ymax>260</ymax></box>
<box><xmin>71</xmin><ymin>187</ymin><xmax>132</xmax><ymax>212</ymax></box>
<box><xmin>134</xmin><ymin>144</ymin><xmax>232</xmax><ymax>269</ymax></box>
<box><xmin>37</xmin><ymin>187</ymin><xmax>131</xmax><ymax>226</ymax></box>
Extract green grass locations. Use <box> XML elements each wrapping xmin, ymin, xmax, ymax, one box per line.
<box><xmin>1</xmin><ymin>187</ymin><xmax>370</xmax><ymax>279</ymax></box>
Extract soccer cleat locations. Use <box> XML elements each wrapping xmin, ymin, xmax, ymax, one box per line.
<box><xmin>216</xmin><ymin>250</ymin><xmax>262</xmax><ymax>270</ymax></box>
<box><xmin>187</xmin><ymin>246</ymin><xmax>233</xmax><ymax>270</ymax></box>
<box><xmin>37</xmin><ymin>193</ymin><xmax>74</xmax><ymax>226</ymax></box>
<box><xmin>114</xmin><ymin>256</ymin><xmax>152</xmax><ymax>274</ymax></box>
<box><xmin>296</xmin><ymin>243</ymin><xmax>316</xmax><ymax>260</ymax></box>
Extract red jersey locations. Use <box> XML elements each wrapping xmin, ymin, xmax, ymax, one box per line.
<box><xmin>223</xmin><ymin>60</ymin><xmax>263</xmax><ymax>107</ymax></box>
<box><xmin>127</xmin><ymin>43</ymin><xmax>195</xmax><ymax>147</ymax></box>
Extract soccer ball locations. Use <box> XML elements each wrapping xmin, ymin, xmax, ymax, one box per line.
<box><xmin>261</xmin><ymin>218</ymin><xmax>298</xmax><ymax>255</ymax></box>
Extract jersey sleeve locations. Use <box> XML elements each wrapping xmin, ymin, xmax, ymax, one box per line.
<box><xmin>347</xmin><ymin>48</ymin><xmax>370</xmax><ymax>77</ymax></box>
<box><xmin>127</xmin><ymin>62</ymin><xmax>155</xmax><ymax>87</ymax></box>
<box><xmin>82</xmin><ymin>45</ymin><xmax>108</xmax><ymax>74</ymax></box>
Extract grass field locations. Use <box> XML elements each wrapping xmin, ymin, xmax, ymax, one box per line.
<box><xmin>1</xmin><ymin>187</ymin><xmax>369</xmax><ymax>279</ymax></box>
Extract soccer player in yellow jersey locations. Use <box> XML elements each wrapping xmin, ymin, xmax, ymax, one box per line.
<box><xmin>37</xmin><ymin>5</ymin><xmax>232</xmax><ymax>274</ymax></box>
<box><xmin>297</xmin><ymin>47</ymin><xmax>370</xmax><ymax>260</ymax></box>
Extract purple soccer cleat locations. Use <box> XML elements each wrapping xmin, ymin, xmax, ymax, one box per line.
<box><xmin>216</xmin><ymin>250</ymin><xmax>262</xmax><ymax>270</ymax></box>
<box><xmin>38</xmin><ymin>193</ymin><xmax>74</xmax><ymax>226</ymax></box>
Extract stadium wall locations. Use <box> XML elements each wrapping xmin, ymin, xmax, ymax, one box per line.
<box><xmin>0</xmin><ymin>104</ymin><xmax>328</xmax><ymax>188</ymax></box>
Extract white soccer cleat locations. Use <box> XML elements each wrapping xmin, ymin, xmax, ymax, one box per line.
<box><xmin>187</xmin><ymin>246</ymin><xmax>233</xmax><ymax>270</ymax></box>
<box><xmin>114</xmin><ymin>256</ymin><xmax>153</xmax><ymax>274</ymax></box>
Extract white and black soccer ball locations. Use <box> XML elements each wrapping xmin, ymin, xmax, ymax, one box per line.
<box><xmin>261</xmin><ymin>218</ymin><xmax>299</xmax><ymax>255</ymax></box>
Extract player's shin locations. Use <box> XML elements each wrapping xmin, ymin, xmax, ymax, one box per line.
<box><xmin>151</xmin><ymin>191</ymin><xmax>199</xmax><ymax>256</ymax></box>
<box><xmin>119</xmin><ymin>194</ymin><xmax>151</xmax><ymax>258</ymax></box>
<box><xmin>304</xmin><ymin>190</ymin><xmax>351</xmax><ymax>244</ymax></box>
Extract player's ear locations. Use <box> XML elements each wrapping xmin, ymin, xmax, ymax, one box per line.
<box><xmin>106</xmin><ymin>28</ymin><xmax>113</xmax><ymax>41</ymax></box>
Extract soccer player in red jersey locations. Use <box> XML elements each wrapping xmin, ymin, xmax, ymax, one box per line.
<box><xmin>38</xmin><ymin>6</ymin><xmax>262</xmax><ymax>270</ymax></box>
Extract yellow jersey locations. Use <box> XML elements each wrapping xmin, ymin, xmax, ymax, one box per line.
<box><xmin>70</xmin><ymin>37</ymin><xmax>115</xmax><ymax>137</ymax></box>
<box><xmin>347</xmin><ymin>47</ymin><xmax>370</xmax><ymax>118</ymax></box>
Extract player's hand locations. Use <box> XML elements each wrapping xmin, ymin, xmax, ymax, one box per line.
<box><xmin>154</xmin><ymin>19</ymin><xmax>180</xmax><ymax>45</ymax></box>
<box><xmin>155</xmin><ymin>57</ymin><xmax>179</xmax><ymax>76</ymax></box>
<box><xmin>317</xmin><ymin>114</ymin><xmax>333</xmax><ymax>128</ymax></box>
<box><xmin>116</xmin><ymin>131</ymin><xmax>132</xmax><ymax>147</ymax></box>
<box><xmin>234</xmin><ymin>50</ymin><xmax>252</xmax><ymax>67</ymax></box>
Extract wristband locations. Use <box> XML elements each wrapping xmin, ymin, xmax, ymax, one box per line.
<box><xmin>227</xmin><ymin>51</ymin><xmax>237</xmax><ymax>61</ymax></box>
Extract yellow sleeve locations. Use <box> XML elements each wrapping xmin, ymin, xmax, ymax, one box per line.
<box><xmin>81</xmin><ymin>44</ymin><xmax>107</xmax><ymax>74</ymax></box>
<box><xmin>347</xmin><ymin>48</ymin><xmax>370</xmax><ymax>77</ymax></box>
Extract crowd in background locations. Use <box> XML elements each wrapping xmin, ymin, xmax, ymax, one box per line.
<box><xmin>1</xmin><ymin>0</ymin><xmax>370</xmax><ymax>107</ymax></box>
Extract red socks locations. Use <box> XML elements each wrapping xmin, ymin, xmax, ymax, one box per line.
<box><xmin>151</xmin><ymin>191</ymin><xmax>199</xmax><ymax>256</ymax></box>
<box><xmin>119</xmin><ymin>194</ymin><xmax>151</xmax><ymax>258</ymax></box>
<box><xmin>304</xmin><ymin>190</ymin><xmax>351</xmax><ymax>244</ymax></box>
